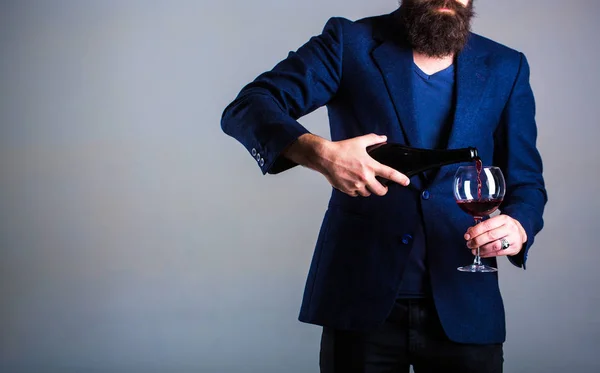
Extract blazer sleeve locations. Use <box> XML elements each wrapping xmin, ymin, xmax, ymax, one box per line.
<box><xmin>494</xmin><ymin>52</ymin><xmax>548</xmax><ymax>269</ymax></box>
<box><xmin>220</xmin><ymin>17</ymin><xmax>345</xmax><ymax>175</ymax></box>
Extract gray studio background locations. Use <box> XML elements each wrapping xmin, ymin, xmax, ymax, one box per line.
<box><xmin>1</xmin><ymin>0</ymin><xmax>598</xmax><ymax>372</ymax></box>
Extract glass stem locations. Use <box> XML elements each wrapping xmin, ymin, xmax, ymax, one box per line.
<box><xmin>473</xmin><ymin>217</ymin><xmax>482</xmax><ymax>267</ymax></box>
<box><xmin>474</xmin><ymin>246</ymin><xmax>482</xmax><ymax>266</ymax></box>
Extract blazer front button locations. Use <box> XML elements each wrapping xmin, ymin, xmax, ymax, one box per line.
<box><xmin>421</xmin><ymin>191</ymin><xmax>430</xmax><ymax>200</ymax></box>
<box><xmin>401</xmin><ymin>234</ymin><xmax>413</xmax><ymax>245</ymax></box>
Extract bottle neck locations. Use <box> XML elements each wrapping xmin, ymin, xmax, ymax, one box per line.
<box><xmin>404</xmin><ymin>147</ymin><xmax>478</xmax><ymax>177</ymax></box>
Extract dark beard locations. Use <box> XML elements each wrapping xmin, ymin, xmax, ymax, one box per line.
<box><xmin>398</xmin><ymin>0</ymin><xmax>475</xmax><ymax>57</ymax></box>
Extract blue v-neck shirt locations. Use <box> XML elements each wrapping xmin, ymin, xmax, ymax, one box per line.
<box><xmin>397</xmin><ymin>62</ymin><xmax>456</xmax><ymax>298</ymax></box>
<box><xmin>413</xmin><ymin>62</ymin><xmax>456</xmax><ymax>150</ymax></box>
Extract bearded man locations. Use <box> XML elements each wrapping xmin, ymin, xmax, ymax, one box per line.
<box><xmin>221</xmin><ymin>1</ymin><xmax>547</xmax><ymax>371</ymax></box>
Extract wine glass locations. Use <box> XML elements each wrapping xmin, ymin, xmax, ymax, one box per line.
<box><xmin>453</xmin><ymin>164</ymin><xmax>506</xmax><ymax>272</ymax></box>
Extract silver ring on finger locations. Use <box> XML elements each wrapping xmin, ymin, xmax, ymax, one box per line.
<box><xmin>500</xmin><ymin>237</ymin><xmax>510</xmax><ymax>250</ymax></box>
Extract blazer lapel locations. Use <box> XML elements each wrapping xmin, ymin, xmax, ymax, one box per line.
<box><xmin>371</xmin><ymin>41</ymin><xmax>423</xmax><ymax>148</ymax></box>
<box><xmin>445</xmin><ymin>48</ymin><xmax>491</xmax><ymax>150</ymax></box>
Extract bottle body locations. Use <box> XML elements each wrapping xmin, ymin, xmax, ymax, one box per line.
<box><xmin>367</xmin><ymin>143</ymin><xmax>478</xmax><ymax>184</ymax></box>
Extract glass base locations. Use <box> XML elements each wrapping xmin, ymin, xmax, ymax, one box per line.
<box><xmin>457</xmin><ymin>264</ymin><xmax>498</xmax><ymax>273</ymax></box>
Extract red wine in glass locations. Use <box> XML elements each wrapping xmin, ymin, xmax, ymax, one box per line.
<box><xmin>453</xmin><ymin>162</ymin><xmax>506</xmax><ymax>273</ymax></box>
<box><xmin>457</xmin><ymin>198</ymin><xmax>503</xmax><ymax>218</ymax></box>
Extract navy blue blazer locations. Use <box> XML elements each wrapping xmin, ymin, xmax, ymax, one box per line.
<box><xmin>221</xmin><ymin>11</ymin><xmax>547</xmax><ymax>344</ymax></box>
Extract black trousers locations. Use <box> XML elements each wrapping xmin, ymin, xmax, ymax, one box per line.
<box><xmin>319</xmin><ymin>299</ymin><xmax>503</xmax><ymax>373</ymax></box>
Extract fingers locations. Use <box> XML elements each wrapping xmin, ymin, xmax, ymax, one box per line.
<box><xmin>359</xmin><ymin>133</ymin><xmax>409</xmax><ymax>187</ymax></box>
<box><xmin>374</xmin><ymin>164</ymin><xmax>410</xmax><ymax>187</ymax></box>
<box><xmin>471</xmin><ymin>236</ymin><xmax>509</xmax><ymax>257</ymax></box>
<box><xmin>358</xmin><ymin>133</ymin><xmax>388</xmax><ymax>147</ymax></box>
<box><xmin>366</xmin><ymin>179</ymin><xmax>388</xmax><ymax>196</ymax></box>
<box><xmin>331</xmin><ymin>133</ymin><xmax>410</xmax><ymax>196</ymax></box>
<box><xmin>336</xmin><ymin>176</ymin><xmax>383</xmax><ymax>198</ymax></box>
<box><xmin>356</xmin><ymin>186</ymin><xmax>371</xmax><ymax>198</ymax></box>
<box><xmin>476</xmin><ymin>236</ymin><xmax>521</xmax><ymax>258</ymax></box>
<box><xmin>464</xmin><ymin>215</ymin><xmax>509</xmax><ymax>241</ymax></box>
<box><xmin>347</xmin><ymin>180</ymin><xmax>384</xmax><ymax>198</ymax></box>
<box><xmin>465</xmin><ymin>215</ymin><xmax>525</xmax><ymax>258</ymax></box>
<box><xmin>466</xmin><ymin>224</ymin><xmax>511</xmax><ymax>250</ymax></box>
<box><xmin>344</xmin><ymin>168</ymin><xmax>406</xmax><ymax>197</ymax></box>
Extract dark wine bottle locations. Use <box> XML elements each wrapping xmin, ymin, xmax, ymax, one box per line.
<box><xmin>367</xmin><ymin>143</ymin><xmax>478</xmax><ymax>185</ymax></box>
